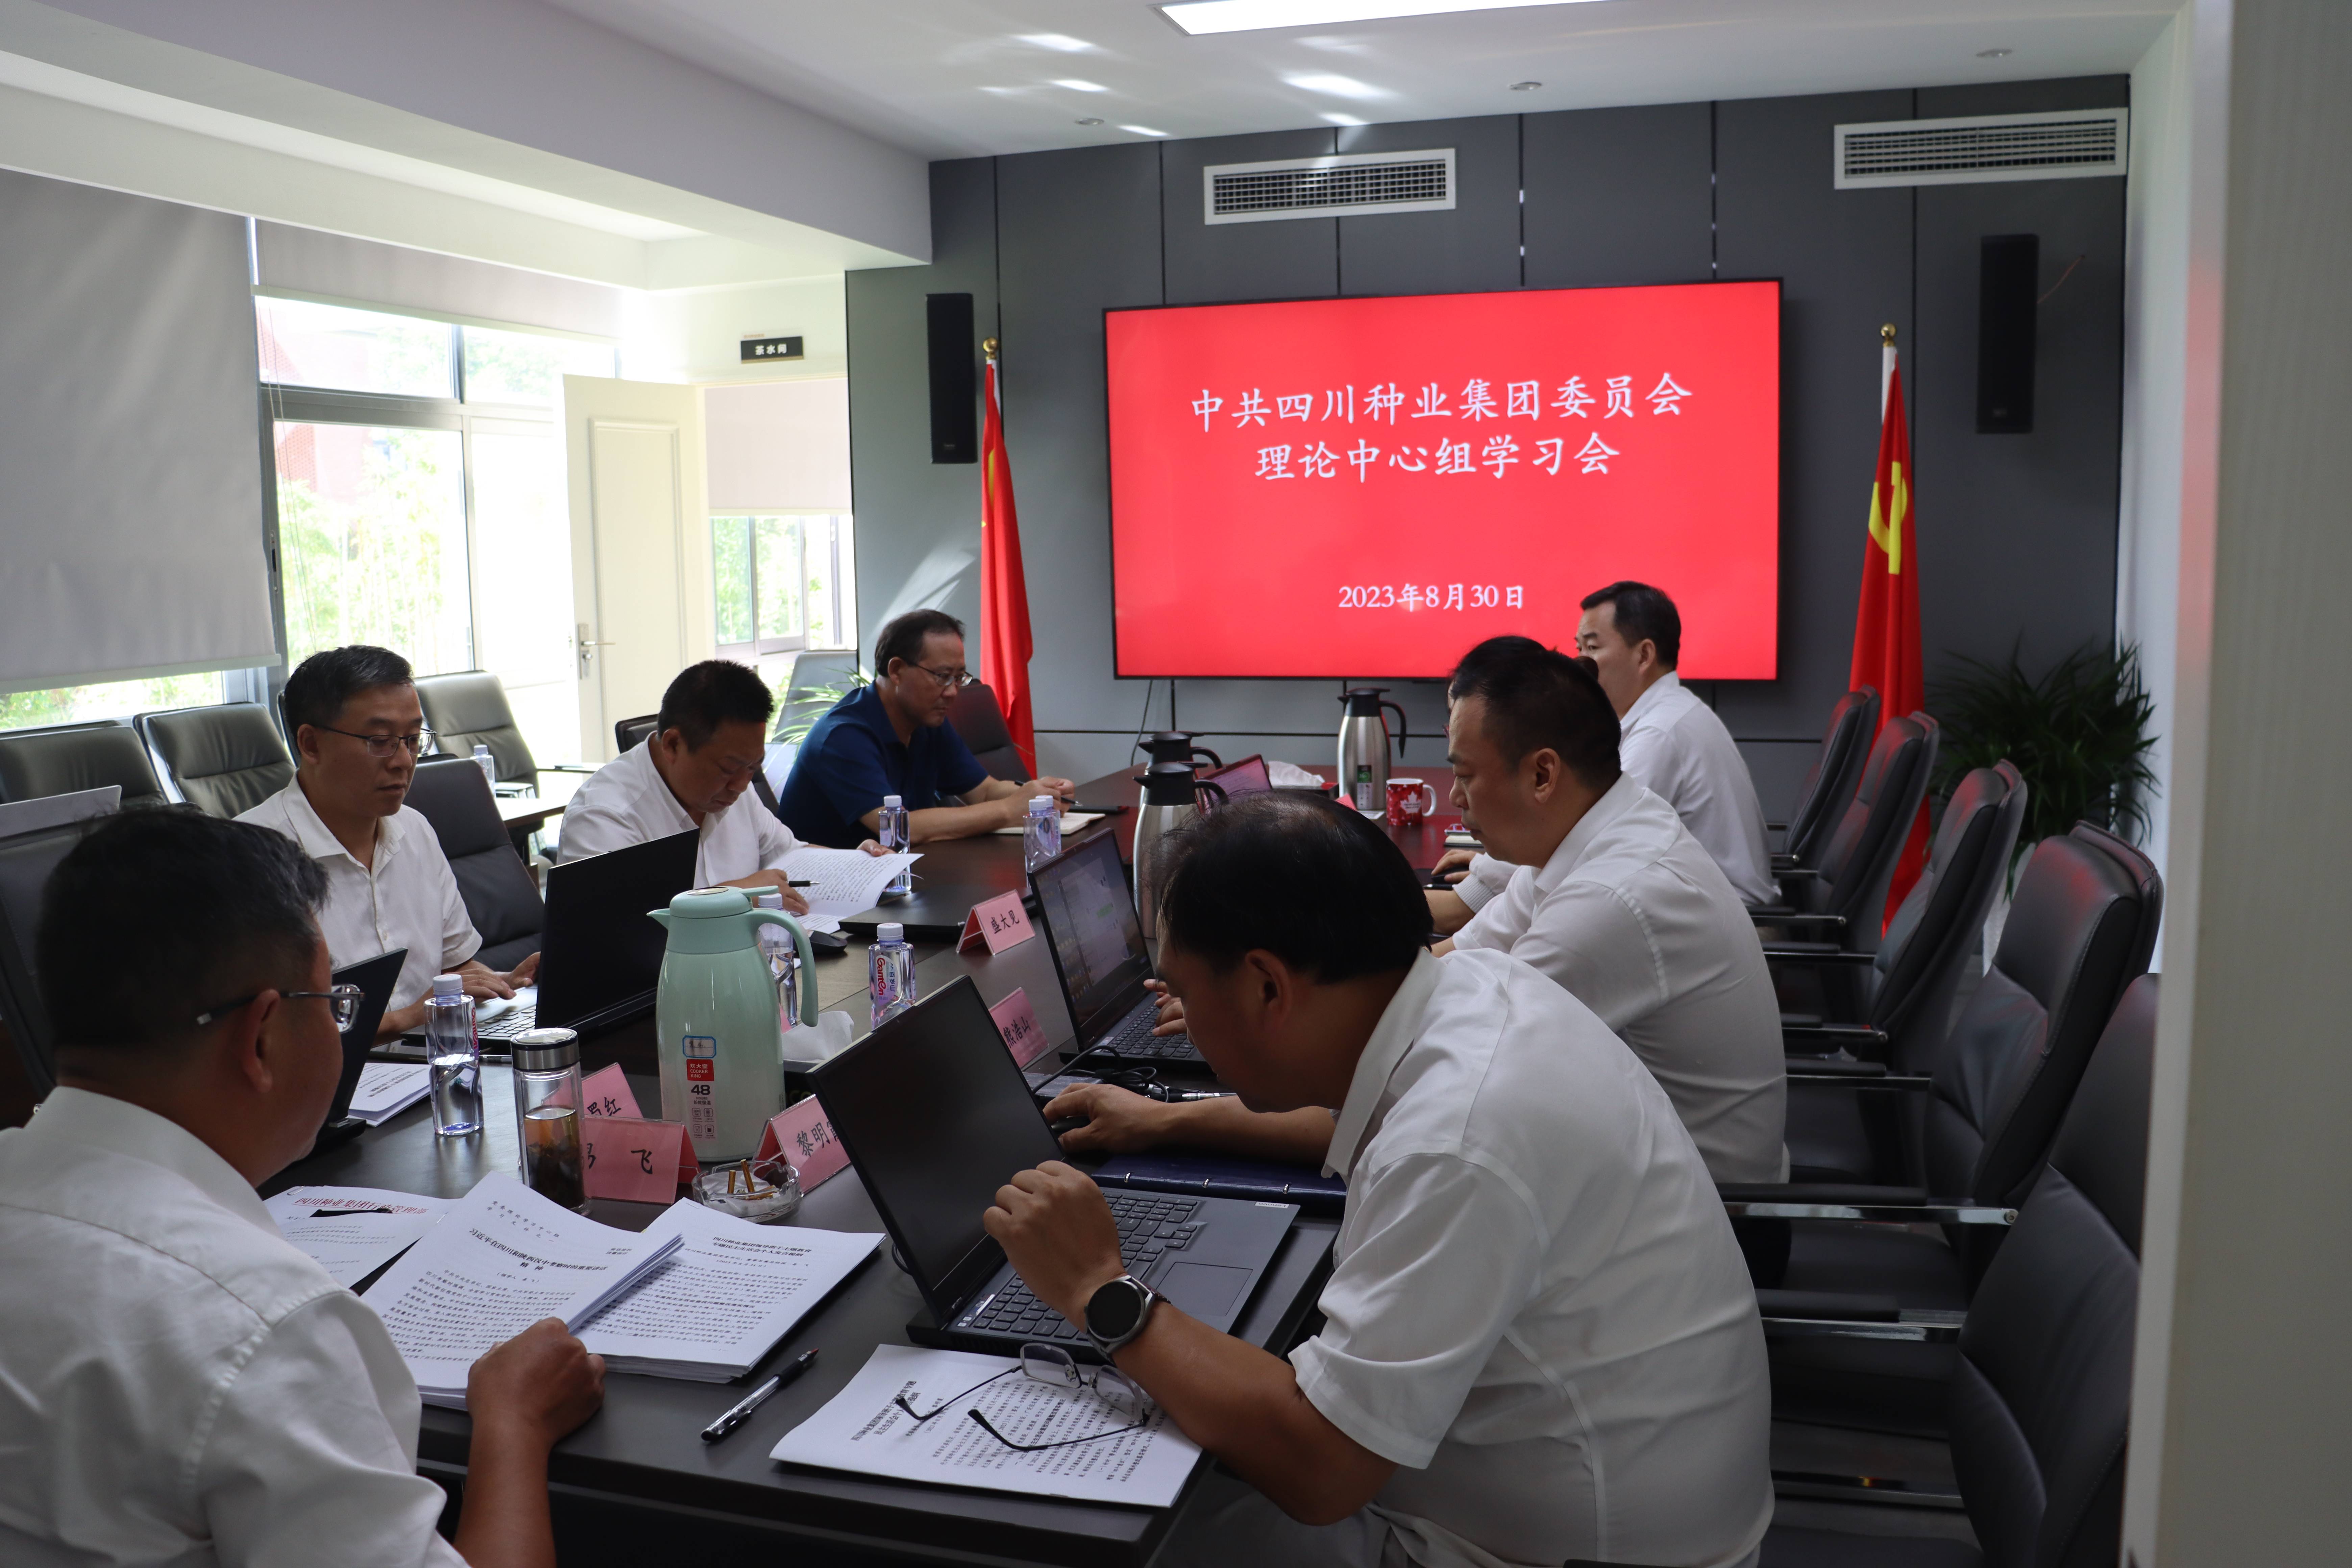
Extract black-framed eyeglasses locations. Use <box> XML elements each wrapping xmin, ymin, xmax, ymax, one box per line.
<box><xmin>312</xmin><ymin>725</ymin><xmax>434</xmax><ymax>758</ymax></box>
<box><xmin>908</xmin><ymin>662</ymin><xmax>972</xmax><ymax>691</ymax></box>
<box><xmin>891</xmin><ymin>1343</ymin><xmax>1150</xmax><ymax>1451</ymax></box>
<box><xmin>194</xmin><ymin>984</ymin><xmax>365</xmax><ymax>1031</ymax></box>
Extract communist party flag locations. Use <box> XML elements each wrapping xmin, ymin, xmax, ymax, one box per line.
<box><xmin>1852</xmin><ymin>354</ymin><xmax>1927</xmax><ymax>913</ymax></box>
<box><xmin>979</xmin><ymin>349</ymin><xmax>1037</xmax><ymax>767</ymax></box>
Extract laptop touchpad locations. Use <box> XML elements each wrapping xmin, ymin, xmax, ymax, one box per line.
<box><xmin>1154</xmin><ymin>1261</ymin><xmax>1251</xmax><ymax>1320</ymax></box>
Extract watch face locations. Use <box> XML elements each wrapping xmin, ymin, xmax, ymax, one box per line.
<box><xmin>1087</xmin><ymin>1278</ymin><xmax>1146</xmax><ymax>1341</ymax></box>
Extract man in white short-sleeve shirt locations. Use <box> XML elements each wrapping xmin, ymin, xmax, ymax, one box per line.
<box><xmin>561</xmin><ymin>660</ymin><xmax>882</xmax><ymax>906</ymax></box>
<box><xmin>0</xmin><ymin>808</ymin><xmax>602</xmax><ymax>1566</ymax></box>
<box><xmin>238</xmin><ymin>645</ymin><xmax>534</xmax><ymax>1039</ymax></box>
<box><xmin>990</xmin><ymin>795</ymin><xmax>1771</xmax><ymax>1568</ymax></box>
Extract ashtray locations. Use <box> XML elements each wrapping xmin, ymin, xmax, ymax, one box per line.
<box><xmin>691</xmin><ymin>1156</ymin><xmax>802</xmax><ymax>1223</ymax></box>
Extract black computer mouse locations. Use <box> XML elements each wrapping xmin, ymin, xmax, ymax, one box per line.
<box><xmin>1047</xmin><ymin>1116</ymin><xmax>1089</xmax><ymax>1138</ymax></box>
<box><xmin>807</xmin><ymin>928</ymin><xmax>850</xmax><ymax>954</ymax></box>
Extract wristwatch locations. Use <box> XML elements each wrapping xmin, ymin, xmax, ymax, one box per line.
<box><xmin>1083</xmin><ymin>1275</ymin><xmax>1160</xmax><ymax>1355</ymax></box>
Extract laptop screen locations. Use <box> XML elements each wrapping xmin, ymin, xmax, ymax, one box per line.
<box><xmin>811</xmin><ymin>977</ymin><xmax>1063</xmax><ymax>1312</ymax></box>
<box><xmin>536</xmin><ymin>829</ymin><xmax>699</xmax><ymax>1027</ymax></box>
<box><xmin>1029</xmin><ymin>832</ymin><xmax>1151</xmax><ymax>1044</ymax></box>
<box><xmin>1201</xmin><ymin>753</ymin><xmax>1272</xmax><ymax>799</ymax></box>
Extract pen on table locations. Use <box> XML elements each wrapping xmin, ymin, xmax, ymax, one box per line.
<box><xmin>701</xmin><ymin>1350</ymin><xmax>818</xmax><ymax>1442</ymax></box>
<box><xmin>787</xmin><ymin>879</ymin><xmax>814</xmax><ymax>887</ymax></box>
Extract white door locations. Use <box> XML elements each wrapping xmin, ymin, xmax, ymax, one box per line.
<box><xmin>563</xmin><ymin>376</ymin><xmax>710</xmax><ymax>762</ymax></box>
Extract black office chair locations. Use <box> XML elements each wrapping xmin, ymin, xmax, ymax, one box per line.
<box><xmin>0</xmin><ymin>723</ymin><xmax>169</xmax><ymax>808</ymax></box>
<box><xmin>614</xmin><ymin>714</ymin><xmax>658</xmax><ymax>754</ymax></box>
<box><xmin>1772</xmin><ymin>687</ymin><xmax>1879</xmax><ymax>873</ymax></box>
<box><xmin>947</xmin><ymin>680</ymin><xmax>1032</xmax><ymax>784</ymax></box>
<box><xmin>415</xmin><ymin>671</ymin><xmax>597</xmax><ymax>795</ymax></box>
<box><xmin>1752</xmin><ymin>976</ymin><xmax>2152</xmax><ymax>1567</ymax></box>
<box><xmin>136</xmin><ymin>704</ymin><xmax>296</xmax><ymax>818</ymax></box>
<box><xmin>402</xmin><ymin>758</ymin><xmax>544</xmax><ymax>972</ymax></box>
<box><xmin>1731</xmin><ymin>826</ymin><xmax>2159</xmax><ymax>1434</ymax></box>
<box><xmin>1753</xmin><ymin>713</ymin><xmax>1938</xmax><ymax>961</ymax></box>
<box><xmin>0</xmin><ymin>794</ymin><xmax>126</xmax><ymax>1096</ymax></box>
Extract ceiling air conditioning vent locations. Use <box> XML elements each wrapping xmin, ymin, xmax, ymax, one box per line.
<box><xmin>1834</xmin><ymin>108</ymin><xmax>2128</xmax><ymax>189</ymax></box>
<box><xmin>1204</xmin><ymin>149</ymin><xmax>1455</xmax><ymax>224</ymax></box>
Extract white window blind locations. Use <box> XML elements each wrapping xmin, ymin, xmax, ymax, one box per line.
<box><xmin>705</xmin><ymin>379</ymin><xmax>852</xmax><ymax>512</ymax></box>
<box><xmin>0</xmin><ymin>172</ymin><xmax>275</xmax><ymax>694</ymax></box>
<box><xmin>254</xmin><ymin>222</ymin><xmax>626</xmax><ymax>340</ymax></box>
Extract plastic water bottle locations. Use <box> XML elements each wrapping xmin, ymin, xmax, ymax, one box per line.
<box><xmin>1023</xmin><ymin>794</ymin><xmax>1062</xmax><ymax>871</ymax></box>
<box><xmin>869</xmin><ymin>921</ymin><xmax>916</xmax><ymax>1029</ymax></box>
<box><xmin>424</xmin><ymin>974</ymin><xmax>483</xmax><ymax>1138</ymax></box>
<box><xmin>878</xmin><ymin>793</ymin><xmax>912</xmax><ymax>897</ymax></box>
<box><xmin>754</xmin><ymin>889</ymin><xmax>799</xmax><ymax>1020</ymax></box>
<box><xmin>472</xmin><ymin>743</ymin><xmax>496</xmax><ymax>790</ymax></box>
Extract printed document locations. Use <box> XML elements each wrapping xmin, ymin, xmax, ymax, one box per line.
<box><xmin>770</xmin><ymin>1344</ymin><xmax>1202</xmax><ymax>1507</ymax></box>
<box><xmin>780</xmin><ymin>844</ymin><xmax>922</xmax><ymax>925</ymax></box>
<box><xmin>362</xmin><ymin>1178</ymin><xmax>681</xmax><ymax>1407</ymax></box>
<box><xmin>348</xmin><ymin>1063</ymin><xmax>433</xmax><ymax>1125</ymax></box>
<box><xmin>575</xmin><ymin>1200</ymin><xmax>880</xmax><ymax>1380</ymax></box>
<box><xmin>266</xmin><ymin>1185</ymin><xmax>454</xmax><ymax>1289</ymax></box>
<box><xmin>990</xmin><ymin>812</ymin><xmax>1106</xmax><ymax>837</ymax></box>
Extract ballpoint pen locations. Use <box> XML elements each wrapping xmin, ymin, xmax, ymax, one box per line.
<box><xmin>701</xmin><ymin>1350</ymin><xmax>818</xmax><ymax>1442</ymax></box>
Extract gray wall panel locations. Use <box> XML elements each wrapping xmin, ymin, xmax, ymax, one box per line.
<box><xmin>1523</xmin><ymin>102</ymin><xmax>1716</xmax><ymax>289</ymax></box>
<box><xmin>1713</xmin><ymin>89</ymin><xmax>1917</xmax><ymax>740</ymax></box>
<box><xmin>1336</xmin><ymin>116</ymin><xmax>1523</xmax><ymax>297</ymax></box>
<box><xmin>1161</xmin><ymin>129</ymin><xmax>1340</xmax><ymax>305</ymax></box>
<box><xmin>846</xmin><ymin>158</ymin><xmax>997</xmax><ymax>652</ymax></box>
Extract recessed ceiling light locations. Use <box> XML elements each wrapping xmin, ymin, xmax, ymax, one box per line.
<box><xmin>1162</xmin><ymin>0</ymin><xmax>1608</xmax><ymax>36</ymax></box>
<box><xmin>1018</xmin><ymin>33</ymin><xmax>1098</xmax><ymax>52</ymax></box>
<box><xmin>1977</xmin><ymin>47</ymin><xmax>2014</xmax><ymax>58</ymax></box>
<box><xmin>1053</xmin><ymin>78</ymin><xmax>1110</xmax><ymax>92</ymax></box>
<box><xmin>1510</xmin><ymin>80</ymin><xmax>1542</xmax><ymax>91</ymax></box>
<box><xmin>1121</xmin><ymin>124</ymin><xmax>1171</xmax><ymax>137</ymax></box>
<box><xmin>1321</xmin><ymin>112</ymin><xmax>1368</xmax><ymax>126</ymax></box>
<box><xmin>1282</xmin><ymin>71</ymin><xmax>1389</xmax><ymax>100</ymax></box>
<box><xmin>1077</xmin><ymin>117</ymin><xmax>1106</xmax><ymax>126</ymax></box>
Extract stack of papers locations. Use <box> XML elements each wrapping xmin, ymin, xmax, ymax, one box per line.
<box><xmin>780</xmin><ymin>844</ymin><xmax>922</xmax><ymax>930</ymax></box>
<box><xmin>771</xmin><ymin>1344</ymin><xmax>1202</xmax><ymax>1506</ymax></box>
<box><xmin>267</xmin><ymin>1185</ymin><xmax>454</xmax><ymax>1288</ymax></box>
<box><xmin>573</xmin><ymin>1199</ymin><xmax>879</xmax><ymax>1380</ymax></box>
<box><xmin>348</xmin><ymin>1063</ymin><xmax>433</xmax><ymax>1125</ymax></box>
<box><xmin>363</xmin><ymin>1179</ymin><xmax>683</xmax><ymax>1408</ymax></box>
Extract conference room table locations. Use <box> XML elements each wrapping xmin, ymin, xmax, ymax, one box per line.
<box><xmin>1071</xmin><ymin>761</ymin><xmax>1468</xmax><ymax>875</ymax></box>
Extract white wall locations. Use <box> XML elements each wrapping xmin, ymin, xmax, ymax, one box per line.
<box><xmin>2116</xmin><ymin>12</ymin><xmax>2195</xmax><ymax>965</ymax></box>
<box><xmin>621</xmin><ymin>275</ymin><xmax>846</xmax><ymax>386</ymax></box>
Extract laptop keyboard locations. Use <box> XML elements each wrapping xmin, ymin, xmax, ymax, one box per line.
<box><xmin>1091</xmin><ymin>1007</ymin><xmax>1201</xmax><ymax>1062</ymax></box>
<box><xmin>475</xmin><ymin>1003</ymin><xmax>540</xmax><ymax>1040</ymax></box>
<box><xmin>957</xmin><ymin>1192</ymin><xmax>1207</xmax><ymax>1339</ymax></box>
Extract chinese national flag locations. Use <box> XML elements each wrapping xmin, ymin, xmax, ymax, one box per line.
<box><xmin>1852</xmin><ymin>360</ymin><xmax>1928</xmax><ymax>916</ymax></box>
<box><xmin>979</xmin><ymin>357</ymin><xmax>1037</xmax><ymax>767</ymax></box>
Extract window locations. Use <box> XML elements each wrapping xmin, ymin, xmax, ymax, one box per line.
<box><xmin>712</xmin><ymin>515</ymin><xmax>856</xmax><ymax>660</ymax></box>
<box><xmin>0</xmin><ymin>671</ymin><xmax>226</xmax><ymax>733</ymax></box>
<box><xmin>263</xmin><ymin>298</ymin><xmax>617</xmax><ymax>766</ymax></box>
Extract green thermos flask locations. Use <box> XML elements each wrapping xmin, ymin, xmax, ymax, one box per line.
<box><xmin>648</xmin><ymin>887</ymin><xmax>812</xmax><ymax>1162</ymax></box>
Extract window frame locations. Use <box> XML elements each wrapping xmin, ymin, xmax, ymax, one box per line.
<box><xmin>711</xmin><ymin>512</ymin><xmax>857</xmax><ymax>663</ymax></box>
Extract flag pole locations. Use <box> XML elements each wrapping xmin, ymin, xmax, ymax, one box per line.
<box><xmin>1880</xmin><ymin>323</ymin><xmax>1897</xmax><ymax>417</ymax></box>
<box><xmin>983</xmin><ymin>336</ymin><xmax>999</xmax><ymax>364</ymax></box>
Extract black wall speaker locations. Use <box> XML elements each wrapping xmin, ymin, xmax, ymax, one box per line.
<box><xmin>927</xmin><ymin>293</ymin><xmax>977</xmax><ymax>463</ymax></box>
<box><xmin>1976</xmin><ymin>233</ymin><xmax>2039</xmax><ymax>435</ymax></box>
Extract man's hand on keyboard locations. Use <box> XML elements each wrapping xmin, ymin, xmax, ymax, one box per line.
<box><xmin>1142</xmin><ymin>979</ymin><xmax>1188</xmax><ymax>1037</ymax></box>
<box><xmin>984</xmin><ymin>1161</ymin><xmax>1128</xmax><ymax>1326</ymax></box>
<box><xmin>457</xmin><ymin>953</ymin><xmax>538</xmax><ymax>1002</ymax></box>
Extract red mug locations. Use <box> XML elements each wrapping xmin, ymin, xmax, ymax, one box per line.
<box><xmin>1386</xmin><ymin>777</ymin><xmax>1437</xmax><ymax>827</ymax></box>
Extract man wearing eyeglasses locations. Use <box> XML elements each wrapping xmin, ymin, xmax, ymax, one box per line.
<box><xmin>0</xmin><ymin>809</ymin><xmax>604</xmax><ymax>1567</ymax></box>
<box><xmin>779</xmin><ymin>609</ymin><xmax>1076</xmax><ymax>848</ymax></box>
<box><xmin>238</xmin><ymin>645</ymin><xmax>534</xmax><ymax>1039</ymax></box>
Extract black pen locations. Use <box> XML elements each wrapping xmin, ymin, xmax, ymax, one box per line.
<box><xmin>701</xmin><ymin>1350</ymin><xmax>817</xmax><ymax>1442</ymax></box>
<box><xmin>787</xmin><ymin>879</ymin><xmax>814</xmax><ymax>887</ymax></box>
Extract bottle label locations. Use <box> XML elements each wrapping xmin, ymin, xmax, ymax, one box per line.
<box><xmin>683</xmin><ymin>1035</ymin><xmax>717</xmax><ymax>1142</ymax></box>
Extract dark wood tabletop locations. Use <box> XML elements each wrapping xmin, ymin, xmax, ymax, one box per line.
<box><xmin>1073</xmin><ymin>764</ymin><xmax>1470</xmax><ymax>874</ymax></box>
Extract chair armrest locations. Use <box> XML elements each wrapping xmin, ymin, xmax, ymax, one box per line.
<box><xmin>1784</xmin><ymin>1023</ymin><xmax>1890</xmax><ymax>1051</ymax></box>
<box><xmin>1720</xmin><ymin>1181</ymin><xmax>2015</xmax><ymax>1227</ymax></box>
<box><xmin>1764</xmin><ymin>819</ymin><xmax>1787</xmax><ymax>833</ymax></box>
<box><xmin>1764</xmin><ymin>944</ymin><xmax>1878</xmax><ymax>965</ymax></box>
<box><xmin>1783</xmin><ymin>1051</ymin><xmax>1893</xmax><ymax>1076</ymax></box>
<box><xmin>1758</xmin><ymin>1302</ymin><xmax>1966</xmax><ymax>1344</ymax></box>
<box><xmin>1751</xmin><ymin>910</ymin><xmax>1846</xmax><ymax>928</ymax></box>
<box><xmin>1774</xmin><ymin>865</ymin><xmax>1821</xmax><ymax>883</ymax></box>
<box><xmin>1756</xmin><ymin>1288</ymin><xmax>1900</xmax><ymax>1322</ymax></box>
<box><xmin>1786</xmin><ymin>1068</ymin><xmax>1932</xmax><ymax>1091</ymax></box>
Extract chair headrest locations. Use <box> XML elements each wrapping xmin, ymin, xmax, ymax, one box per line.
<box><xmin>0</xmin><ymin>726</ymin><xmax>166</xmax><ymax>808</ymax></box>
<box><xmin>141</xmin><ymin>705</ymin><xmax>292</xmax><ymax>778</ymax></box>
<box><xmin>2048</xmin><ymin>974</ymin><xmax>2158</xmax><ymax>1256</ymax></box>
<box><xmin>401</xmin><ymin>758</ymin><xmax>508</xmax><ymax>858</ymax></box>
<box><xmin>413</xmin><ymin>671</ymin><xmax>517</xmax><ymax>737</ymax></box>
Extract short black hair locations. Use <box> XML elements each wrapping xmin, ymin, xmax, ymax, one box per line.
<box><xmin>280</xmin><ymin>645</ymin><xmax>414</xmax><ymax>736</ymax></box>
<box><xmin>39</xmin><ymin>808</ymin><xmax>327</xmax><ymax>1051</ymax></box>
<box><xmin>656</xmin><ymin>660</ymin><xmax>775</xmax><ymax>751</ymax></box>
<box><xmin>1156</xmin><ymin>792</ymin><xmax>1431</xmax><ymax>983</ymax></box>
<box><xmin>875</xmin><ymin>609</ymin><xmax>965</xmax><ymax>676</ymax></box>
<box><xmin>1580</xmin><ymin>580</ymin><xmax>1682</xmax><ymax>668</ymax></box>
<box><xmin>1448</xmin><ymin>636</ymin><xmax>1623</xmax><ymax>793</ymax></box>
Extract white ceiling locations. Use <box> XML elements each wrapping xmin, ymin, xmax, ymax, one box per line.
<box><xmin>545</xmin><ymin>0</ymin><xmax>2179</xmax><ymax>160</ymax></box>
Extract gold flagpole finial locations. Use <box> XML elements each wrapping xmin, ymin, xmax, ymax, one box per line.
<box><xmin>982</xmin><ymin>337</ymin><xmax>1001</xmax><ymax>361</ymax></box>
<box><xmin>1880</xmin><ymin>324</ymin><xmax>1897</xmax><ymax>346</ymax></box>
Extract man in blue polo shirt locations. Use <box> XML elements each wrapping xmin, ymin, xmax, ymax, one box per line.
<box><xmin>779</xmin><ymin>609</ymin><xmax>1075</xmax><ymax>848</ymax></box>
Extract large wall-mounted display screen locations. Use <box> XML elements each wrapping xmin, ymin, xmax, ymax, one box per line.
<box><xmin>1105</xmin><ymin>281</ymin><xmax>1781</xmax><ymax>680</ymax></box>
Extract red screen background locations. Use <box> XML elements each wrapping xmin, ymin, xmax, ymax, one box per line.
<box><xmin>1105</xmin><ymin>281</ymin><xmax>1780</xmax><ymax>679</ymax></box>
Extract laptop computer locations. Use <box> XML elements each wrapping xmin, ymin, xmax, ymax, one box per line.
<box><xmin>405</xmin><ymin>828</ymin><xmax>700</xmax><ymax>1043</ymax></box>
<box><xmin>1028</xmin><ymin>830</ymin><xmax>1207</xmax><ymax>1070</ymax></box>
<box><xmin>813</xmin><ymin>976</ymin><xmax>1298</xmax><ymax>1359</ymax></box>
<box><xmin>1200</xmin><ymin>753</ymin><xmax>1272</xmax><ymax>799</ymax></box>
<box><xmin>314</xmin><ymin>948</ymin><xmax>407</xmax><ymax>1150</ymax></box>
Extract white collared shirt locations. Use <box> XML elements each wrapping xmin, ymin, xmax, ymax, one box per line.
<box><xmin>1291</xmin><ymin>948</ymin><xmax>1772</xmax><ymax>1568</ymax></box>
<box><xmin>556</xmin><ymin>741</ymin><xmax>804</xmax><ymax>887</ymax></box>
<box><xmin>1449</xmin><ymin>777</ymin><xmax>1788</xmax><ymax>1183</ymax></box>
<box><xmin>237</xmin><ymin>780</ymin><xmax>480</xmax><ymax>1012</ymax></box>
<box><xmin>0</xmin><ymin>1089</ymin><xmax>465</xmax><ymax>1568</ymax></box>
<box><xmin>1616</xmin><ymin>672</ymin><xmax>1778</xmax><ymax>905</ymax></box>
